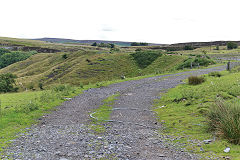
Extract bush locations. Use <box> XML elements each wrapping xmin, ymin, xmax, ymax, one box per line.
<box><xmin>15</xmin><ymin>101</ymin><xmax>39</xmax><ymax>113</ymax></box>
<box><xmin>0</xmin><ymin>73</ymin><xmax>18</xmax><ymax>93</ymax></box>
<box><xmin>131</xmin><ymin>42</ymin><xmax>148</xmax><ymax>46</ymax></box>
<box><xmin>177</xmin><ymin>56</ymin><xmax>215</xmax><ymax>69</ymax></box>
<box><xmin>188</xmin><ymin>76</ymin><xmax>205</xmax><ymax>85</ymax></box>
<box><xmin>38</xmin><ymin>82</ymin><xmax>44</xmax><ymax>90</ymax></box>
<box><xmin>184</xmin><ymin>45</ymin><xmax>194</xmax><ymax>50</ymax></box>
<box><xmin>131</xmin><ymin>50</ymin><xmax>162</xmax><ymax>68</ymax></box>
<box><xmin>0</xmin><ymin>51</ymin><xmax>36</xmax><ymax>69</ymax></box>
<box><xmin>208</xmin><ymin>99</ymin><xmax>240</xmax><ymax>144</ymax></box>
<box><xmin>227</xmin><ymin>42</ymin><xmax>238</xmax><ymax>50</ymax></box>
<box><xmin>91</xmin><ymin>42</ymin><xmax>97</xmax><ymax>46</ymax></box>
<box><xmin>208</xmin><ymin>71</ymin><xmax>222</xmax><ymax>77</ymax></box>
<box><xmin>62</xmin><ymin>54</ymin><xmax>68</xmax><ymax>59</ymax></box>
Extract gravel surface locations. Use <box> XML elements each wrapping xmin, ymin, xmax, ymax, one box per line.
<box><xmin>2</xmin><ymin>65</ymin><xmax>226</xmax><ymax>160</ymax></box>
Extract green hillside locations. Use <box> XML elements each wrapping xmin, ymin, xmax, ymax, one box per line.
<box><xmin>0</xmin><ymin>50</ymin><xmax>186</xmax><ymax>90</ymax></box>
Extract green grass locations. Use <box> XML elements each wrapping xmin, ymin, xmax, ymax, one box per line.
<box><xmin>89</xmin><ymin>94</ymin><xmax>119</xmax><ymax>133</ymax></box>
<box><xmin>0</xmin><ymin>51</ymin><xmax>187</xmax><ymax>90</ymax></box>
<box><xmin>154</xmin><ymin>71</ymin><xmax>240</xmax><ymax>159</ymax></box>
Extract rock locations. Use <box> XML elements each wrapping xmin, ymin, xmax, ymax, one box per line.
<box><xmin>203</xmin><ymin>139</ymin><xmax>212</xmax><ymax>144</ymax></box>
<box><xmin>157</xmin><ymin>154</ymin><xmax>166</xmax><ymax>157</ymax></box>
<box><xmin>59</xmin><ymin>158</ymin><xmax>68</xmax><ymax>160</ymax></box>
<box><xmin>224</xmin><ymin>147</ymin><xmax>230</xmax><ymax>153</ymax></box>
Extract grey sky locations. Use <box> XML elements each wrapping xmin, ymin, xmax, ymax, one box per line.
<box><xmin>0</xmin><ymin>0</ymin><xmax>239</xmax><ymax>44</ymax></box>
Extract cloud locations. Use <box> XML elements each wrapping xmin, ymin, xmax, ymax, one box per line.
<box><xmin>101</xmin><ymin>25</ymin><xmax>115</xmax><ymax>32</ymax></box>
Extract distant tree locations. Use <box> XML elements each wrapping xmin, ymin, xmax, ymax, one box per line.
<box><xmin>0</xmin><ymin>73</ymin><xmax>18</xmax><ymax>93</ymax></box>
<box><xmin>140</xmin><ymin>42</ymin><xmax>148</xmax><ymax>46</ymax></box>
<box><xmin>184</xmin><ymin>45</ymin><xmax>194</xmax><ymax>50</ymax></box>
<box><xmin>91</xmin><ymin>42</ymin><xmax>97</xmax><ymax>46</ymax></box>
<box><xmin>131</xmin><ymin>42</ymin><xmax>139</xmax><ymax>46</ymax></box>
<box><xmin>62</xmin><ymin>54</ymin><xmax>68</xmax><ymax>59</ymax></box>
<box><xmin>131</xmin><ymin>42</ymin><xmax>148</xmax><ymax>46</ymax></box>
<box><xmin>216</xmin><ymin>45</ymin><xmax>220</xmax><ymax>50</ymax></box>
<box><xmin>109</xmin><ymin>43</ymin><xmax>115</xmax><ymax>48</ymax></box>
<box><xmin>227</xmin><ymin>42</ymin><xmax>238</xmax><ymax>50</ymax></box>
<box><xmin>0</xmin><ymin>48</ymin><xmax>10</xmax><ymax>56</ymax></box>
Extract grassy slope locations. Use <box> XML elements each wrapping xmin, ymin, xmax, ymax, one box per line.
<box><xmin>0</xmin><ymin>51</ymin><xmax>186</xmax><ymax>89</ymax></box>
<box><xmin>154</xmin><ymin>71</ymin><xmax>240</xmax><ymax>159</ymax></box>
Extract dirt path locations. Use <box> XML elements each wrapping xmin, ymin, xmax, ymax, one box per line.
<box><xmin>3</xmin><ymin>65</ymin><xmax>226</xmax><ymax>160</ymax></box>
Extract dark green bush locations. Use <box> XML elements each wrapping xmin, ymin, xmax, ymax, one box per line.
<box><xmin>131</xmin><ymin>42</ymin><xmax>148</xmax><ymax>46</ymax></box>
<box><xmin>177</xmin><ymin>56</ymin><xmax>215</xmax><ymax>69</ymax></box>
<box><xmin>62</xmin><ymin>54</ymin><xmax>68</xmax><ymax>59</ymax></box>
<box><xmin>0</xmin><ymin>48</ymin><xmax>11</xmax><ymax>56</ymax></box>
<box><xmin>0</xmin><ymin>73</ymin><xmax>18</xmax><ymax>93</ymax></box>
<box><xmin>227</xmin><ymin>42</ymin><xmax>238</xmax><ymax>50</ymax></box>
<box><xmin>131</xmin><ymin>50</ymin><xmax>162</xmax><ymax>68</ymax></box>
<box><xmin>0</xmin><ymin>51</ymin><xmax>36</xmax><ymax>69</ymax></box>
<box><xmin>38</xmin><ymin>82</ymin><xmax>44</xmax><ymax>90</ymax></box>
<box><xmin>91</xmin><ymin>42</ymin><xmax>97</xmax><ymax>46</ymax></box>
<box><xmin>208</xmin><ymin>99</ymin><xmax>240</xmax><ymax>144</ymax></box>
<box><xmin>188</xmin><ymin>76</ymin><xmax>205</xmax><ymax>85</ymax></box>
<box><xmin>208</xmin><ymin>71</ymin><xmax>222</xmax><ymax>77</ymax></box>
<box><xmin>184</xmin><ymin>45</ymin><xmax>194</xmax><ymax>50</ymax></box>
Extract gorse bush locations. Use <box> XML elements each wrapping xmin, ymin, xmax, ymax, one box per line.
<box><xmin>188</xmin><ymin>76</ymin><xmax>205</xmax><ymax>85</ymax></box>
<box><xmin>131</xmin><ymin>50</ymin><xmax>162</xmax><ymax>68</ymax></box>
<box><xmin>208</xmin><ymin>99</ymin><xmax>240</xmax><ymax>144</ymax></box>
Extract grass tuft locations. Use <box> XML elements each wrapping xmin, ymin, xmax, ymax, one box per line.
<box><xmin>188</xmin><ymin>76</ymin><xmax>205</xmax><ymax>85</ymax></box>
<box><xmin>208</xmin><ymin>99</ymin><xmax>240</xmax><ymax>145</ymax></box>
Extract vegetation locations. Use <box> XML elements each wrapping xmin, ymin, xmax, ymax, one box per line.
<box><xmin>155</xmin><ymin>71</ymin><xmax>240</xmax><ymax>159</ymax></box>
<box><xmin>0</xmin><ymin>50</ymin><xmax>37</xmax><ymax>69</ymax></box>
<box><xmin>188</xmin><ymin>76</ymin><xmax>205</xmax><ymax>85</ymax></box>
<box><xmin>131</xmin><ymin>50</ymin><xmax>162</xmax><ymax>68</ymax></box>
<box><xmin>177</xmin><ymin>55</ymin><xmax>215</xmax><ymax>69</ymax></box>
<box><xmin>0</xmin><ymin>73</ymin><xmax>18</xmax><ymax>93</ymax></box>
<box><xmin>208</xmin><ymin>99</ymin><xmax>240</xmax><ymax>145</ymax></box>
<box><xmin>227</xmin><ymin>42</ymin><xmax>238</xmax><ymax>50</ymax></box>
<box><xmin>130</xmin><ymin>42</ymin><xmax>148</xmax><ymax>46</ymax></box>
<box><xmin>184</xmin><ymin>45</ymin><xmax>194</xmax><ymax>50</ymax></box>
<box><xmin>0</xmin><ymin>84</ymin><xmax>79</xmax><ymax>151</ymax></box>
<box><xmin>208</xmin><ymin>71</ymin><xmax>222</xmax><ymax>77</ymax></box>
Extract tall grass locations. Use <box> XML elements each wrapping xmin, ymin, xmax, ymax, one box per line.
<box><xmin>208</xmin><ymin>99</ymin><xmax>240</xmax><ymax>144</ymax></box>
<box><xmin>188</xmin><ymin>76</ymin><xmax>205</xmax><ymax>85</ymax></box>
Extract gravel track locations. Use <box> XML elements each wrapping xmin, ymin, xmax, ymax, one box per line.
<box><xmin>2</xmin><ymin>65</ymin><xmax>226</xmax><ymax>160</ymax></box>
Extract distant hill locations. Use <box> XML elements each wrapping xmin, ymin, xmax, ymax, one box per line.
<box><xmin>33</xmin><ymin>38</ymin><xmax>163</xmax><ymax>46</ymax></box>
<box><xmin>170</xmin><ymin>41</ymin><xmax>240</xmax><ymax>47</ymax></box>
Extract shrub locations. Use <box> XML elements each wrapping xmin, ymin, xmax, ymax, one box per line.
<box><xmin>131</xmin><ymin>50</ymin><xmax>162</xmax><ymax>68</ymax></box>
<box><xmin>131</xmin><ymin>42</ymin><xmax>148</xmax><ymax>46</ymax></box>
<box><xmin>16</xmin><ymin>101</ymin><xmax>39</xmax><ymax>113</ymax></box>
<box><xmin>208</xmin><ymin>99</ymin><xmax>240</xmax><ymax>144</ymax></box>
<box><xmin>38</xmin><ymin>82</ymin><xmax>44</xmax><ymax>90</ymax></box>
<box><xmin>62</xmin><ymin>54</ymin><xmax>68</xmax><ymax>59</ymax></box>
<box><xmin>91</xmin><ymin>42</ymin><xmax>97</xmax><ymax>46</ymax></box>
<box><xmin>227</xmin><ymin>42</ymin><xmax>238</xmax><ymax>50</ymax></box>
<box><xmin>188</xmin><ymin>76</ymin><xmax>205</xmax><ymax>85</ymax></box>
<box><xmin>0</xmin><ymin>73</ymin><xmax>18</xmax><ymax>93</ymax></box>
<box><xmin>28</xmin><ymin>83</ymin><xmax>34</xmax><ymax>90</ymax></box>
<box><xmin>184</xmin><ymin>45</ymin><xmax>194</xmax><ymax>50</ymax></box>
<box><xmin>208</xmin><ymin>71</ymin><xmax>222</xmax><ymax>77</ymax></box>
<box><xmin>0</xmin><ymin>48</ymin><xmax>11</xmax><ymax>56</ymax></box>
<box><xmin>177</xmin><ymin>56</ymin><xmax>215</xmax><ymax>69</ymax></box>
